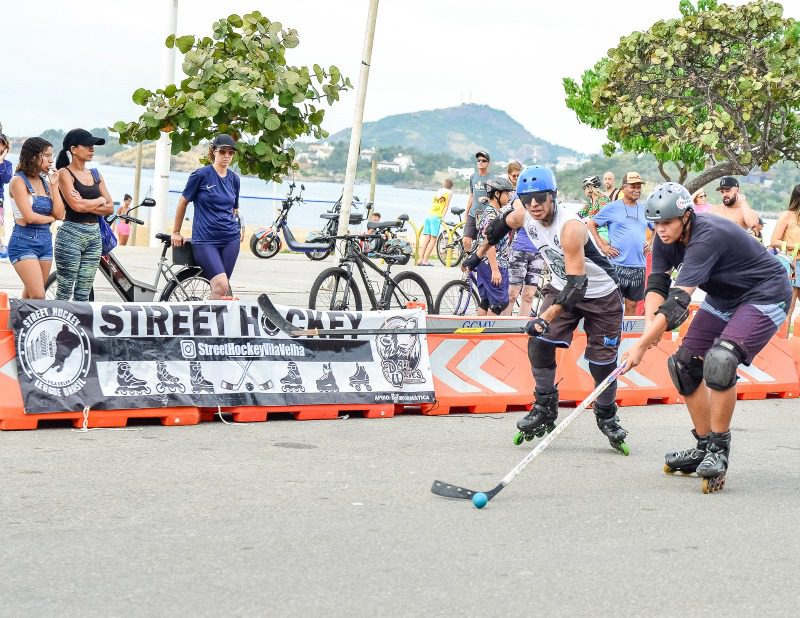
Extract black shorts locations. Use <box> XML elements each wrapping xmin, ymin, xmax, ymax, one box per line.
<box><xmin>463</xmin><ymin>213</ymin><xmax>478</xmax><ymax>240</ymax></box>
<box><xmin>537</xmin><ymin>285</ymin><xmax>623</xmax><ymax>364</ymax></box>
<box><xmin>614</xmin><ymin>265</ymin><xmax>645</xmax><ymax>302</ymax></box>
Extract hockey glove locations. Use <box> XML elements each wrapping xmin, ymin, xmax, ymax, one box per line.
<box><xmin>525</xmin><ymin>317</ymin><xmax>550</xmax><ymax>337</ymax></box>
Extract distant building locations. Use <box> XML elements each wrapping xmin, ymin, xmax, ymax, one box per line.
<box><xmin>393</xmin><ymin>153</ymin><xmax>414</xmax><ymax>172</ymax></box>
<box><xmin>360</xmin><ymin>147</ymin><xmax>376</xmax><ymax>161</ymax></box>
<box><xmin>741</xmin><ymin>171</ymin><xmax>773</xmax><ymax>188</ymax></box>
<box><xmin>377</xmin><ymin>161</ymin><xmax>401</xmax><ymax>173</ymax></box>
<box><xmin>447</xmin><ymin>167</ymin><xmax>474</xmax><ymax>180</ymax></box>
<box><xmin>309</xmin><ymin>143</ymin><xmax>334</xmax><ymax>160</ymax></box>
<box><xmin>555</xmin><ymin>156</ymin><xmax>588</xmax><ymax>172</ymax></box>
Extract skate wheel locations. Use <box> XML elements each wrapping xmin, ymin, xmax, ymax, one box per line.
<box><xmin>615</xmin><ymin>441</ymin><xmax>630</xmax><ymax>456</ymax></box>
<box><xmin>701</xmin><ymin>475</ymin><xmax>726</xmax><ymax>494</ymax></box>
<box><xmin>354</xmin><ymin>384</ymin><xmax>361</xmax><ymax>391</ymax></box>
<box><xmin>513</xmin><ymin>431</ymin><xmax>524</xmax><ymax>446</ymax></box>
<box><xmin>246</xmin><ymin>383</ymin><xmax>254</xmax><ymax>391</ymax></box>
<box><xmin>156</xmin><ymin>383</ymin><xmax>166</xmax><ymax>394</ymax></box>
<box><xmin>366</xmin><ymin>385</ymin><xmax>372</xmax><ymax>391</ymax></box>
<box><xmin>663</xmin><ymin>464</ymin><xmax>675</xmax><ymax>475</ymax></box>
<box><xmin>178</xmin><ymin>384</ymin><xmax>186</xmax><ymax>393</ymax></box>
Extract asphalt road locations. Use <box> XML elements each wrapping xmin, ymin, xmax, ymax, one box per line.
<box><xmin>1</xmin><ymin>399</ymin><xmax>798</xmax><ymax>616</ymax></box>
<box><xmin>1</xmin><ymin>248</ymin><xmax>799</xmax><ymax>616</ymax></box>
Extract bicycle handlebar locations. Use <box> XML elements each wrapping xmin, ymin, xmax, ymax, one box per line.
<box><xmin>107</xmin><ymin>213</ymin><xmax>145</xmax><ymax>226</ymax></box>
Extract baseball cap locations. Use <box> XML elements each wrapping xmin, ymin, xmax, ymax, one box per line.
<box><xmin>211</xmin><ymin>134</ymin><xmax>237</xmax><ymax>149</ymax></box>
<box><xmin>64</xmin><ymin>128</ymin><xmax>106</xmax><ymax>149</ymax></box>
<box><xmin>716</xmin><ymin>176</ymin><xmax>739</xmax><ymax>191</ymax></box>
<box><xmin>475</xmin><ymin>150</ymin><xmax>490</xmax><ymax>161</ymax></box>
<box><xmin>621</xmin><ymin>171</ymin><xmax>645</xmax><ymax>185</ymax></box>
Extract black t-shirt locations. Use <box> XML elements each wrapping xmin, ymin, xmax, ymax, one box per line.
<box><xmin>652</xmin><ymin>213</ymin><xmax>791</xmax><ymax>311</ymax></box>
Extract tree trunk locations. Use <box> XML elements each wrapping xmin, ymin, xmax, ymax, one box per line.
<box><xmin>685</xmin><ymin>160</ymin><xmax>750</xmax><ymax>194</ymax></box>
<box><xmin>657</xmin><ymin>161</ymin><xmax>671</xmax><ymax>182</ymax></box>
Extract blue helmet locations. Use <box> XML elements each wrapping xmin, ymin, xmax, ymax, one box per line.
<box><xmin>517</xmin><ymin>165</ymin><xmax>557</xmax><ymax>196</ymax></box>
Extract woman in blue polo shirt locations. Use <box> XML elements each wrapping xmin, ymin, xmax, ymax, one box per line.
<box><xmin>171</xmin><ymin>134</ymin><xmax>241</xmax><ymax>299</ymax></box>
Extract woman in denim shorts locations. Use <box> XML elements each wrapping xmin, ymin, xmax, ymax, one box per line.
<box><xmin>7</xmin><ymin>138</ymin><xmax>65</xmax><ymax>298</ymax></box>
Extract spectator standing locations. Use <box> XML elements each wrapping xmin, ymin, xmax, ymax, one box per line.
<box><xmin>587</xmin><ymin>171</ymin><xmax>652</xmax><ymax>315</ymax></box>
<box><xmin>54</xmin><ymin>129</ymin><xmax>114</xmax><ymax>301</ymax></box>
<box><xmin>0</xmin><ymin>132</ymin><xmax>12</xmax><ymax>260</ymax></box>
<box><xmin>602</xmin><ymin>171</ymin><xmax>620</xmax><ymax>201</ymax></box>
<box><xmin>417</xmin><ymin>178</ymin><xmax>453</xmax><ymax>266</ymax></box>
<box><xmin>463</xmin><ymin>150</ymin><xmax>491</xmax><ymax>253</ymax></box>
<box><xmin>504</xmin><ymin>161</ymin><xmax>543</xmax><ymax>316</ymax></box>
<box><xmin>172</xmin><ymin>135</ymin><xmax>241</xmax><ymax>300</ymax></box>
<box><xmin>115</xmin><ymin>194</ymin><xmax>133</xmax><ymax>246</ymax></box>
<box><xmin>769</xmin><ymin>184</ymin><xmax>800</xmax><ymax>325</ymax></box>
<box><xmin>7</xmin><ymin>138</ymin><xmax>65</xmax><ymax>298</ymax></box>
<box><xmin>691</xmin><ymin>188</ymin><xmax>711</xmax><ymax>213</ymax></box>
<box><xmin>472</xmin><ymin>176</ymin><xmax>515</xmax><ymax>316</ymax></box>
<box><xmin>709</xmin><ymin>177</ymin><xmax>759</xmax><ymax>230</ymax></box>
<box><xmin>577</xmin><ymin>175</ymin><xmax>611</xmax><ymax>242</ymax></box>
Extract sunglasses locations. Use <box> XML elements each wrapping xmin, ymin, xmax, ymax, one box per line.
<box><xmin>476</xmin><ymin>158</ymin><xmax>489</xmax><ymax>163</ymax></box>
<box><xmin>216</xmin><ymin>148</ymin><xmax>236</xmax><ymax>155</ymax></box>
<box><xmin>520</xmin><ymin>191</ymin><xmax>551</xmax><ymax>206</ymax></box>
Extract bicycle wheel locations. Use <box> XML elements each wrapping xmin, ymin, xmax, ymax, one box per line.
<box><xmin>249</xmin><ymin>233</ymin><xmax>281</xmax><ymax>259</ymax></box>
<box><xmin>309</xmin><ymin>267</ymin><xmax>362</xmax><ymax>311</ymax></box>
<box><xmin>305</xmin><ymin>246</ymin><xmax>333</xmax><ymax>261</ymax></box>
<box><xmin>434</xmin><ymin>280</ymin><xmax>479</xmax><ymax>315</ymax></box>
<box><xmin>44</xmin><ymin>272</ymin><xmax>95</xmax><ymax>301</ymax></box>
<box><xmin>385</xmin><ymin>271</ymin><xmax>434</xmax><ymax>312</ymax></box>
<box><xmin>160</xmin><ymin>269</ymin><xmax>212</xmax><ymax>301</ymax></box>
<box><xmin>436</xmin><ymin>229</ymin><xmax>464</xmax><ymax>267</ymax></box>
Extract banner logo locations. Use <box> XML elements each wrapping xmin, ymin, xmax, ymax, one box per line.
<box><xmin>377</xmin><ymin>316</ymin><xmax>426</xmax><ymax>388</ymax></box>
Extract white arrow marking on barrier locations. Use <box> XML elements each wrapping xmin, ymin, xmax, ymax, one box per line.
<box><xmin>576</xmin><ymin>338</ymin><xmax>656</xmax><ymax>388</ymax></box>
<box><xmin>455</xmin><ymin>340</ymin><xmax>516</xmax><ymax>393</ymax></box>
<box><xmin>429</xmin><ymin>339</ymin><xmax>480</xmax><ymax>393</ymax></box>
<box><xmin>736</xmin><ymin>362</ymin><xmax>776</xmax><ymax>383</ymax></box>
<box><xmin>0</xmin><ymin>358</ymin><xmax>19</xmax><ymax>381</ymax></box>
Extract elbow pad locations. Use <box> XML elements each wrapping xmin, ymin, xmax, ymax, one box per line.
<box><xmin>655</xmin><ymin>288</ymin><xmax>692</xmax><ymax>330</ymax></box>
<box><xmin>485</xmin><ymin>211</ymin><xmax>513</xmax><ymax>246</ymax></box>
<box><xmin>645</xmin><ymin>272</ymin><xmax>671</xmax><ymax>299</ymax></box>
<box><xmin>554</xmin><ymin>274</ymin><xmax>588</xmax><ymax>312</ymax></box>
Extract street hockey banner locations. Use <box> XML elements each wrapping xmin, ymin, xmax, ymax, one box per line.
<box><xmin>9</xmin><ymin>299</ymin><xmax>435</xmax><ymax>414</ymax></box>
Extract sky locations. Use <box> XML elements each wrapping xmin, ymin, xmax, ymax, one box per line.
<box><xmin>4</xmin><ymin>0</ymin><xmax>800</xmax><ymax>155</ymax></box>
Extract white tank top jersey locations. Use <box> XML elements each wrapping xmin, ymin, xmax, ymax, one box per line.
<box><xmin>523</xmin><ymin>204</ymin><xmax>619</xmax><ymax>298</ymax></box>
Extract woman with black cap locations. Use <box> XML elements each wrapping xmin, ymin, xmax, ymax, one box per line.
<box><xmin>171</xmin><ymin>134</ymin><xmax>241</xmax><ymax>299</ymax></box>
<box><xmin>54</xmin><ymin>128</ymin><xmax>115</xmax><ymax>301</ymax></box>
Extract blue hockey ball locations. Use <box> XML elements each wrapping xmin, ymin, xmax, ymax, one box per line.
<box><xmin>472</xmin><ymin>492</ymin><xmax>488</xmax><ymax>509</ymax></box>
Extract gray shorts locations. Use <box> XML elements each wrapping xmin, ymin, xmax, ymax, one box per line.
<box><xmin>463</xmin><ymin>213</ymin><xmax>478</xmax><ymax>240</ymax></box>
<box><xmin>614</xmin><ymin>265</ymin><xmax>645</xmax><ymax>301</ymax></box>
<box><xmin>508</xmin><ymin>250</ymin><xmax>543</xmax><ymax>287</ymax></box>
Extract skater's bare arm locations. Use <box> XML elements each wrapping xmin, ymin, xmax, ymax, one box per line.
<box><xmin>172</xmin><ymin>197</ymin><xmax>190</xmax><ymax>246</ymax></box>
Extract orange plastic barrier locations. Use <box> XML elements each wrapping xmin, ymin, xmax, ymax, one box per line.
<box><xmin>200</xmin><ymin>402</ymin><xmax>396</xmax><ymax>422</ymax></box>
<box><xmin>0</xmin><ymin>293</ymin><xmax>201</xmax><ymax>431</ymax></box>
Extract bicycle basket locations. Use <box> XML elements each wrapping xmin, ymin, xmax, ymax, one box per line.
<box><xmin>172</xmin><ymin>239</ymin><xmax>198</xmax><ymax>266</ymax></box>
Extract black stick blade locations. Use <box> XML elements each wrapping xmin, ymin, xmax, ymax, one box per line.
<box><xmin>431</xmin><ymin>480</ymin><xmax>477</xmax><ymax>500</ymax></box>
<box><xmin>258</xmin><ymin>293</ymin><xmax>304</xmax><ymax>337</ymax></box>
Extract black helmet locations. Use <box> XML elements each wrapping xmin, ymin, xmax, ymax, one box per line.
<box><xmin>645</xmin><ymin>182</ymin><xmax>693</xmax><ymax>221</ymax></box>
<box><xmin>581</xmin><ymin>175</ymin><xmax>601</xmax><ymax>189</ymax></box>
<box><xmin>485</xmin><ymin>176</ymin><xmax>514</xmax><ymax>198</ymax></box>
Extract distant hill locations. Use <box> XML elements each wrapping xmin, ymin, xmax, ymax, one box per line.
<box><xmin>327</xmin><ymin>103</ymin><xmax>582</xmax><ymax>163</ymax></box>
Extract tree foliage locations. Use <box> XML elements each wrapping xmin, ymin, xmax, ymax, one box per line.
<box><xmin>114</xmin><ymin>12</ymin><xmax>351</xmax><ymax>181</ymax></box>
<box><xmin>563</xmin><ymin>0</ymin><xmax>800</xmax><ymax>192</ymax></box>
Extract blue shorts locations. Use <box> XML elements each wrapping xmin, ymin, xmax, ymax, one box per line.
<box><xmin>191</xmin><ymin>240</ymin><xmax>240</xmax><ymax>279</ymax></box>
<box><xmin>422</xmin><ymin>216</ymin><xmax>442</xmax><ymax>236</ymax></box>
<box><xmin>476</xmin><ymin>261</ymin><xmax>509</xmax><ymax>309</ymax></box>
<box><xmin>8</xmin><ymin>225</ymin><xmax>53</xmax><ymax>264</ymax></box>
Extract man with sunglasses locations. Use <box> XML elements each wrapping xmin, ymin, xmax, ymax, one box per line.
<box><xmin>587</xmin><ymin>171</ymin><xmax>653</xmax><ymax>315</ymax></box>
<box><xmin>465</xmin><ymin>165</ymin><xmax>628</xmax><ymax>453</ymax></box>
<box><xmin>463</xmin><ymin>150</ymin><xmax>492</xmax><ymax>253</ymax></box>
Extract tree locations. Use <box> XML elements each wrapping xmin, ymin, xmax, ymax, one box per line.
<box><xmin>114</xmin><ymin>11</ymin><xmax>351</xmax><ymax>181</ymax></box>
<box><xmin>563</xmin><ymin>0</ymin><xmax>800</xmax><ymax>192</ymax></box>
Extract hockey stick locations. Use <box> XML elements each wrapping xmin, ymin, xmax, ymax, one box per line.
<box><xmin>431</xmin><ymin>364</ymin><xmax>626</xmax><ymax>503</ymax></box>
<box><xmin>258</xmin><ymin>293</ymin><xmax>526</xmax><ymax>337</ymax></box>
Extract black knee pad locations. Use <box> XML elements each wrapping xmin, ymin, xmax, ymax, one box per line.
<box><xmin>529</xmin><ymin>338</ymin><xmax>556</xmax><ymax>368</ymax></box>
<box><xmin>704</xmin><ymin>339</ymin><xmax>745</xmax><ymax>391</ymax></box>
<box><xmin>667</xmin><ymin>346</ymin><xmax>704</xmax><ymax>396</ymax></box>
<box><xmin>588</xmin><ymin>361</ymin><xmax>616</xmax><ymax>384</ymax></box>
<box><xmin>489</xmin><ymin>302</ymin><xmax>508</xmax><ymax>315</ymax></box>
<box><xmin>478</xmin><ymin>298</ymin><xmax>490</xmax><ymax>311</ymax></box>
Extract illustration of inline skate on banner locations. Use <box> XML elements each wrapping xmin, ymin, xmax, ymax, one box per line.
<box><xmin>10</xmin><ymin>300</ymin><xmax>435</xmax><ymax>414</ymax></box>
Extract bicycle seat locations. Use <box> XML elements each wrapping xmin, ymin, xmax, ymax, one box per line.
<box><xmin>378</xmin><ymin>252</ymin><xmax>410</xmax><ymax>265</ymax></box>
<box><xmin>451</xmin><ymin>207</ymin><xmax>465</xmax><ymax>216</ymax></box>
<box><xmin>367</xmin><ymin>220</ymin><xmax>401</xmax><ymax>231</ymax></box>
<box><xmin>397</xmin><ymin>214</ymin><xmax>409</xmax><ymax>222</ymax></box>
<box><xmin>156</xmin><ymin>232</ymin><xmax>172</xmax><ymax>244</ymax></box>
<box><xmin>320</xmin><ymin>212</ymin><xmax>364</xmax><ymax>225</ymax></box>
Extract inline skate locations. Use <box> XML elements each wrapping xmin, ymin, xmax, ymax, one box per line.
<box><xmin>156</xmin><ymin>361</ymin><xmax>185</xmax><ymax>394</ymax></box>
<box><xmin>115</xmin><ymin>361</ymin><xmax>151</xmax><ymax>395</ymax></box>
<box><xmin>513</xmin><ymin>388</ymin><xmax>559</xmax><ymax>445</ymax></box>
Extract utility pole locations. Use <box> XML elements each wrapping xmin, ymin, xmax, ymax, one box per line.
<box><xmin>130</xmin><ymin>142</ymin><xmax>144</xmax><ymax>245</ymax></box>
<box><xmin>149</xmin><ymin>0</ymin><xmax>179</xmax><ymax>246</ymax></box>
<box><xmin>337</xmin><ymin>0</ymin><xmax>379</xmax><ymax>236</ymax></box>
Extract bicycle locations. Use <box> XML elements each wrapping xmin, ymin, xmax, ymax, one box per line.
<box><xmin>44</xmin><ymin>198</ymin><xmax>212</xmax><ymax>302</ymax></box>
<box><xmin>435</xmin><ymin>206</ymin><xmax>466</xmax><ymax>267</ymax></box>
<box><xmin>434</xmin><ymin>261</ymin><xmax>550</xmax><ymax>316</ymax></box>
<box><xmin>308</xmin><ymin>218</ymin><xmax>434</xmax><ymax>312</ymax></box>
